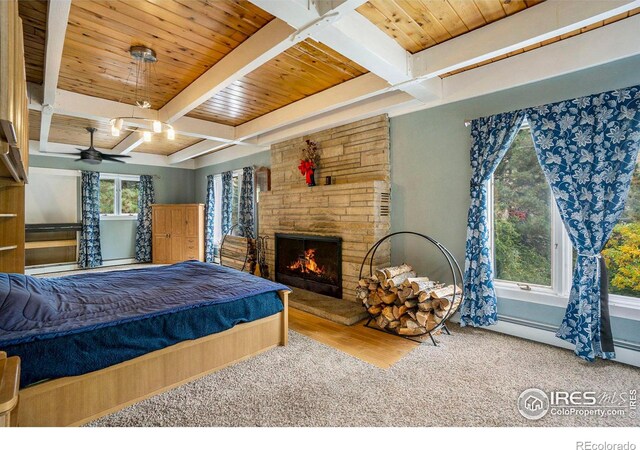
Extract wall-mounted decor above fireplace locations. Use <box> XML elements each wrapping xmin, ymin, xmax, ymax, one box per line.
<box><xmin>275</xmin><ymin>234</ymin><xmax>342</xmax><ymax>299</ymax></box>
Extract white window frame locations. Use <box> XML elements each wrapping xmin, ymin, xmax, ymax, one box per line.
<box><xmin>487</xmin><ymin>130</ymin><xmax>640</xmax><ymax>321</ymax></box>
<box><xmin>100</xmin><ymin>173</ymin><xmax>140</xmax><ymax>221</ymax></box>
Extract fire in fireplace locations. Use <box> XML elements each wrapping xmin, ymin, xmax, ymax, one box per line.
<box><xmin>275</xmin><ymin>234</ymin><xmax>342</xmax><ymax>299</ymax></box>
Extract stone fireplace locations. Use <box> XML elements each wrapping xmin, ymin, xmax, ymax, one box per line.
<box><xmin>258</xmin><ymin>114</ymin><xmax>391</xmax><ymax>302</ymax></box>
<box><xmin>275</xmin><ymin>234</ymin><xmax>342</xmax><ymax>298</ymax></box>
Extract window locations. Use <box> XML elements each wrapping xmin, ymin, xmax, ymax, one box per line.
<box><xmin>99</xmin><ymin>174</ymin><xmax>140</xmax><ymax>219</ymax></box>
<box><xmin>490</xmin><ymin>127</ymin><xmax>640</xmax><ymax>307</ymax></box>
<box><xmin>602</xmin><ymin>155</ymin><xmax>640</xmax><ymax>299</ymax></box>
<box><xmin>493</xmin><ymin>127</ymin><xmax>553</xmax><ymax>288</ymax></box>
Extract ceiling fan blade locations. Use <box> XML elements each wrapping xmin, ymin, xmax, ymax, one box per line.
<box><xmin>74</xmin><ymin>158</ymin><xmax>83</xmax><ymax>162</ymax></box>
<box><xmin>101</xmin><ymin>154</ymin><xmax>127</xmax><ymax>163</ymax></box>
<box><xmin>77</xmin><ymin>148</ymin><xmax>89</xmax><ymax>152</ymax></box>
<box><xmin>47</xmin><ymin>151</ymin><xmax>82</xmax><ymax>156</ymax></box>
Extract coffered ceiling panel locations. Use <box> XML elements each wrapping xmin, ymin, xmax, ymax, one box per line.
<box><xmin>186</xmin><ymin>39</ymin><xmax>368</xmax><ymax>126</ymax></box>
<box><xmin>29</xmin><ymin>110</ymin><xmax>133</xmax><ymax>149</ymax></box>
<box><xmin>357</xmin><ymin>0</ymin><xmax>545</xmax><ymax>54</ymax></box>
<box><xmin>135</xmin><ymin>134</ymin><xmax>202</xmax><ymax>156</ymax></box>
<box><xmin>58</xmin><ymin>0</ymin><xmax>274</xmax><ymax>109</ymax></box>
<box><xmin>18</xmin><ymin>0</ymin><xmax>48</xmax><ymax>84</ymax></box>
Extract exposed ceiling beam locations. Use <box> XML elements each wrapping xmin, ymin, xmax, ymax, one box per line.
<box><xmin>242</xmin><ymin>13</ymin><xmax>640</xmax><ymax>149</ymax></box>
<box><xmin>29</xmin><ymin>89</ymin><xmax>237</xmax><ymax>143</ymax></box>
<box><xmin>159</xmin><ymin>19</ymin><xmax>296</xmax><ymax>123</ymax></box>
<box><xmin>234</xmin><ymin>72</ymin><xmax>389</xmax><ymax>141</ymax></box>
<box><xmin>29</xmin><ymin>141</ymin><xmax>196</xmax><ymax>169</ymax></box>
<box><xmin>411</xmin><ymin>0</ymin><xmax>640</xmax><ymax>79</ymax></box>
<box><xmin>250</xmin><ymin>0</ymin><xmax>437</xmax><ymax>103</ymax></box>
<box><xmin>38</xmin><ymin>0</ymin><xmax>71</xmax><ymax>152</ymax></box>
<box><xmin>167</xmin><ymin>139</ymin><xmax>230</xmax><ymax>165</ymax></box>
<box><xmin>111</xmin><ymin>132</ymin><xmax>145</xmax><ymax>155</ymax></box>
<box><xmin>252</xmin><ymin>91</ymin><xmax>414</xmax><ymax>146</ymax></box>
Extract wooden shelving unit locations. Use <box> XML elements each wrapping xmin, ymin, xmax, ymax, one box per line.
<box><xmin>25</xmin><ymin>223</ymin><xmax>81</xmax><ymax>268</ymax></box>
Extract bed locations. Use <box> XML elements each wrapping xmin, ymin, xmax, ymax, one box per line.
<box><xmin>0</xmin><ymin>261</ymin><xmax>290</xmax><ymax>427</ymax></box>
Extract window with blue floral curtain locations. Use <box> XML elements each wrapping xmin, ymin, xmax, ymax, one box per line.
<box><xmin>460</xmin><ymin>111</ymin><xmax>526</xmax><ymax>327</ymax></box>
<box><xmin>78</xmin><ymin>171</ymin><xmax>103</xmax><ymax>268</ymax></box>
<box><xmin>239</xmin><ymin>166</ymin><xmax>255</xmax><ymax>238</ymax></box>
<box><xmin>221</xmin><ymin>171</ymin><xmax>233</xmax><ymax>236</ymax></box>
<box><xmin>134</xmin><ymin>175</ymin><xmax>155</xmax><ymax>262</ymax></box>
<box><xmin>526</xmin><ymin>85</ymin><xmax>640</xmax><ymax>361</ymax></box>
<box><xmin>204</xmin><ymin>174</ymin><xmax>215</xmax><ymax>263</ymax></box>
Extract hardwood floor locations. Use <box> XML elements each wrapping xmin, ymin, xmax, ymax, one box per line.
<box><xmin>288</xmin><ymin>307</ymin><xmax>418</xmax><ymax>369</ymax></box>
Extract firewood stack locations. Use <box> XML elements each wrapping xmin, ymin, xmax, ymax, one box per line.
<box><xmin>356</xmin><ymin>264</ymin><xmax>462</xmax><ymax>337</ymax></box>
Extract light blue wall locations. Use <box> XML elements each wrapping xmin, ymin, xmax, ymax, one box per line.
<box><xmin>29</xmin><ymin>155</ymin><xmax>195</xmax><ymax>261</ymax></box>
<box><xmin>389</xmin><ymin>55</ymin><xmax>640</xmax><ymax>344</ymax></box>
<box><xmin>193</xmin><ymin>150</ymin><xmax>271</xmax><ymax>203</ymax></box>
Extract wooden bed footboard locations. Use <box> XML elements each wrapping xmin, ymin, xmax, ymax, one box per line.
<box><xmin>14</xmin><ymin>289</ymin><xmax>289</xmax><ymax>427</ymax></box>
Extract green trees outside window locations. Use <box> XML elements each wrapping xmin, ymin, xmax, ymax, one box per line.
<box><xmin>99</xmin><ymin>175</ymin><xmax>140</xmax><ymax>217</ymax></box>
<box><xmin>493</xmin><ymin>127</ymin><xmax>639</xmax><ymax>299</ymax></box>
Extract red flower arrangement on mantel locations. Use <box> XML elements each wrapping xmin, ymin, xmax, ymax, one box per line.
<box><xmin>298</xmin><ymin>139</ymin><xmax>320</xmax><ymax>187</ymax></box>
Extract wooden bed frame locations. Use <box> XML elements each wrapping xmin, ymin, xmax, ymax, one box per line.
<box><xmin>14</xmin><ymin>290</ymin><xmax>289</xmax><ymax>427</ymax></box>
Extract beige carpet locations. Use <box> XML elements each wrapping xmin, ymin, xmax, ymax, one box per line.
<box><xmin>89</xmin><ymin>327</ymin><xmax>640</xmax><ymax>427</ymax></box>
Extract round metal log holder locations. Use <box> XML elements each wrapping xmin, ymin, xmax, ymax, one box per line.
<box><xmin>358</xmin><ymin>231</ymin><xmax>464</xmax><ymax>345</ymax></box>
<box><xmin>220</xmin><ymin>223</ymin><xmax>250</xmax><ymax>272</ymax></box>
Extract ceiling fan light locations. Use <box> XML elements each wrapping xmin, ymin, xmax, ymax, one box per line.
<box><xmin>143</xmin><ymin>131</ymin><xmax>152</xmax><ymax>142</ymax></box>
<box><xmin>115</xmin><ymin>118</ymin><xmax>124</xmax><ymax>130</ymax></box>
<box><xmin>111</xmin><ymin>125</ymin><xmax>120</xmax><ymax>137</ymax></box>
<box><xmin>167</xmin><ymin>128</ymin><xmax>175</xmax><ymax>140</ymax></box>
<box><xmin>153</xmin><ymin>120</ymin><xmax>162</xmax><ymax>133</ymax></box>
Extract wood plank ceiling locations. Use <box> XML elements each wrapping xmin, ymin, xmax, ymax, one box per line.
<box><xmin>18</xmin><ymin>0</ymin><xmax>48</xmax><ymax>84</ymax></box>
<box><xmin>59</xmin><ymin>0</ymin><xmax>274</xmax><ymax>109</ymax></box>
<box><xmin>187</xmin><ymin>39</ymin><xmax>368</xmax><ymax>126</ymax></box>
<box><xmin>357</xmin><ymin>0</ymin><xmax>545</xmax><ymax>54</ymax></box>
<box><xmin>29</xmin><ymin>110</ymin><xmax>133</xmax><ymax>149</ymax></box>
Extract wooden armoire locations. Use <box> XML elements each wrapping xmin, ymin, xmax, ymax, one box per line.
<box><xmin>151</xmin><ymin>204</ymin><xmax>205</xmax><ymax>264</ymax></box>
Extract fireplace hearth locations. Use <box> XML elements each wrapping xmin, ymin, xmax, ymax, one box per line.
<box><xmin>275</xmin><ymin>234</ymin><xmax>342</xmax><ymax>299</ymax></box>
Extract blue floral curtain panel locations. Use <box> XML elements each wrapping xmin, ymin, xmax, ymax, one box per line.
<box><xmin>78</xmin><ymin>171</ymin><xmax>103</xmax><ymax>268</ymax></box>
<box><xmin>239</xmin><ymin>166</ymin><xmax>255</xmax><ymax>238</ymax></box>
<box><xmin>461</xmin><ymin>110</ymin><xmax>526</xmax><ymax>327</ymax></box>
<box><xmin>204</xmin><ymin>175</ymin><xmax>215</xmax><ymax>263</ymax></box>
<box><xmin>221</xmin><ymin>171</ymin><xmax>233</xmax><ymax>235</ymax></box>
<box><xmin>135</xmin><ymin>175</ymin><xmax>155</xmax><ymax>262</ymax></box>
<box><xmin>526</xmin><ymin>85</ymin><xmax>640</xmax><ymax>361</ymax></box>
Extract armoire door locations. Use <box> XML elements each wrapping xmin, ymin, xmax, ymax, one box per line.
<box><xmin>152</xmin><ymin>207</ymin><xmax>171</xmax><ymax>263</ymax></box>
<box><xmin>169</xmin><ymin>207</ymin><xmax>184</xmax><ymax>262</ymax></box>
<box><xmin>183</xmin><ymin>207</ymin><xmax>199</xmax><ymax>260</ymax></box>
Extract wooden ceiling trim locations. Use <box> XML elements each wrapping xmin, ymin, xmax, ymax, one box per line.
<box><xmin>18</xmin><ymin>0</ymin><xmax>47</xmax><ymax>84</ymax></box>
<box><xmin>440</xmin><ymin>7</ymin><xmax>639</xmax><ymax>78</ymax></box>
<box><xmin>357</xmin><ymin>0</ymin><xmax>544</xmax><ymax>54</ymax></box>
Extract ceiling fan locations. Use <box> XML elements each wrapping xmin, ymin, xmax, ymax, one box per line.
<box><xmin>69</xmin><ymin>127</ymin><xmax>131</xmax><ymax>165</ymax></box>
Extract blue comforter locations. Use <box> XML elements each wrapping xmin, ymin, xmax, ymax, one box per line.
<box><xmin>0</xmin><ymin>261</ymin><xmax>289</xmax><ymax>347</ymax></box>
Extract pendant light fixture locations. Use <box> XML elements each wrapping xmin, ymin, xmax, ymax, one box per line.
<box><xmin>109</xmin><ymin>46</ymin><xmax>175</xmax><ymax>142</ymax></box>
